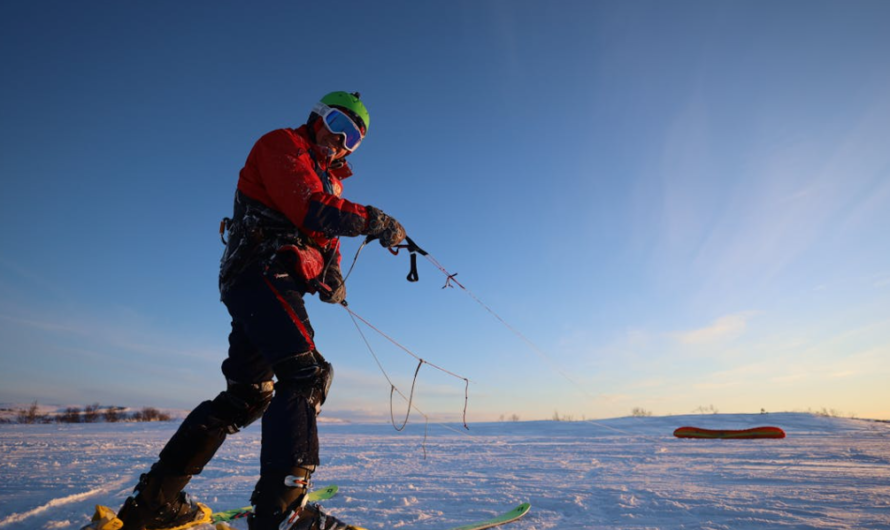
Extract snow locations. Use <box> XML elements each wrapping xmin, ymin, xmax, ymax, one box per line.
<box><xmin>1</xmin><ymin>413</ymin><xmax>889</xmax><ymax>529</ymax></box>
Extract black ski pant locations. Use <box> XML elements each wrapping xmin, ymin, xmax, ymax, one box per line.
<box><xmin>221</xmin><ymin>261</ymin><xmax>322</xmax><ymax>471</ymax></box>
<box><xmin>151</xmin><ymin>261</ymin><xmax>323</xmax><ymax>490</ymax></box>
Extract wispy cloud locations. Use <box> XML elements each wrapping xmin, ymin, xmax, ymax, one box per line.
<box><xmin>674</xmin><ymin>312</ymin><xmax>753</xmax><ymax>345</ymax></box>
<box><xmin>873</xmin><ymin>274</ymin><xmax>890</xmax><ymax>289</ymax></box>
<box><xmin>684</xmin><ymin>327</ymin><xmax>890</xmax><ymax>393</ymax></box>
<box><xmin>0</xmin><ymin>310</ymin><xmax>218</xmax><ymax>364</ymax></box>
<box><xmin>0</xmin><ymin>257</ymin><xmax>74</xmax><ymax>304</ymax></box>
<box><xmin>692</xmin><ymin>380</ymin><xmax>743</xmax><ymax>391</ymax></box>
<box><xmin>0</xmin><ymin>313</ymin><xmax>81</xmax><ymax>335</ymax></box>
<box><xmin>632</xmin><ymin>89</ymin><xmax>890</xmax><ymax>313</ymax></box>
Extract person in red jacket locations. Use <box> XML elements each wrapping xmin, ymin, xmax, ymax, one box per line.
<box><xmin>115</xmin><ymin>92</ymin><xmax>404</xmax><ymax>530</ymax></box>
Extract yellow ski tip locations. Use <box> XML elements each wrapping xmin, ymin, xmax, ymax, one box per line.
<box><xmin>81</xmin><ymin>505</ymin><xmax>123</xmax><ymax>530</ymax></box>
<box><xmin>82</xmin><ymin>502</ymin><xmax>213</xmax><ymax>530</ymax></box>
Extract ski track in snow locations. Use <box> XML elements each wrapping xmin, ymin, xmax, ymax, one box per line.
<box><xmin>1</xmin><ymin>413</ymin><xmax>889</xmax><ymax>529</ymax></box>
<box><xmin>0</xmin><ymin>484</ymin><xmax>123</xmax><ymax>528</ymax></box>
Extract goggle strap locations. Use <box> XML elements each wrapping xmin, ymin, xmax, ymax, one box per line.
<box><xmin>311</xmin><ymin>101</ymin><xmax>331</xmax><ymax>117</ymax></box>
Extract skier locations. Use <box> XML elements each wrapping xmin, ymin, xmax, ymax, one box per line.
<box><xmin>115</xmin><ymin>92</ymin><xmax>406</xmax><ymax>530</ymax></box>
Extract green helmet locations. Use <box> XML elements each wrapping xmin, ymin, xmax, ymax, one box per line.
<box><xmin>320</xmin><ymin>91</ymin><xmax>370</xmax><ymax>134</ymax></box>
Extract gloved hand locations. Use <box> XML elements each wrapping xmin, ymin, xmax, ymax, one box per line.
<box><xmin>364</xmin><ymin>205</ymin><xmax>407</xmax><ymax>248</ymax></box>
<box><xmin>319</xmin><ymin>265</ymin><xmax>346</xmax><ymax>304</ymax></box>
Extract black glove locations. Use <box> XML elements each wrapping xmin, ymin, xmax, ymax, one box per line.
<box><xmin>364</xmin><ymin>205</ymin><xmax>406</xmax><ymax>248</ymax></box>
<box><xmin>318</xmin><ymin>265</ymin><xmax>346</xmax><ymax>304</ymax></box>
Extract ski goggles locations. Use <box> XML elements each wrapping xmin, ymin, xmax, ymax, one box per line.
<box><xmin>312</xmin><ymin>102</ymin><xmax>365</xmax><ymax>152</ymax></box>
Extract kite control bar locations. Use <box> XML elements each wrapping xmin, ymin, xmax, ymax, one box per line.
<box><xmin>387</xmin><ymin>236</ymin><xmax>428</xmax><ymax>282</ymax></box>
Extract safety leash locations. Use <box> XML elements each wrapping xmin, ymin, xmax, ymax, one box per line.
<box><xmin>387</xmin><ymin>237</ymin><xmax>589</xmax><ymax>393</ymax></box>
<box><xmin>374</xmin><ymin>236</ymin><xmax>658</xmax><ymax>440</ymax></box>
<box><xmin>343</xmin><ymin>304</ymin><xmax>470</xmax><ymax>431</ymax></box>
<box><xmin>343</xmin><ymin>234</ymin><xmax>655</xmax><ymax>442</ymax></box>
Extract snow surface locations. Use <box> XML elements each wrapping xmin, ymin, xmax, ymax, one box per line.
<box><xmin>1</xmin><ymin>413</ymin><xmax>889</xmax><ymax>529</ymax></box>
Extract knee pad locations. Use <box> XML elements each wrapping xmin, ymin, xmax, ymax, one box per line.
<box><xmin>273</xmin><ymin>351</ymin><xmax>334</xmax><ymax>414</ymax></box>
<box><xmin>213</xmin><ymin>379</ymin><xmax>275</xmax><ymax>432</ymax></box>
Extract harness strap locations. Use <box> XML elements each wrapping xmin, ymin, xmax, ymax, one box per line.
<box><xmin>219</xmin><ymin>218</ymin><xmax>231</xmax><ymax>244</ymax></box>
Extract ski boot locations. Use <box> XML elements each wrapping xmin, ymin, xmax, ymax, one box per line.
<box><xmin>81</xmin><ymin>498</ymin><xmax>210</xmax><ymax>530</ymax></box>
<box><xmin>274</xmin><ymin>502</ymin><xmax>366</xmax><ymax>530</ymax></box>
<box><xmin>115</xmin><ymin>464</ymin><xmax>211</xmax><ymax>530</ymax></box>
<box><xmin>248</xmin><ymin>466</ymin><xmax>364</xmax><ymax>530</ymax></box>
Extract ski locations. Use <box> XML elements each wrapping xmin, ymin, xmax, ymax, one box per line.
<box><xmin>213</xmin><ymin>502</ymin><xmax>530</xmax><ymax>530</ymax></box>
<box><xmin>211</xmin><ymin>484</ymin><xmax>339</xmax><ymax>523</ymax></box>
<box><xmin>80</xmin><ymin>486</ymin><xmax>338</xmax><ymax>530</ymax></box>
<box><xmin>446</xmin><ymin>503</ymin><xmax>531</xmax><ymax>530</ymax></box>
<box><xmin>86</xmin><ymin>491</ymin><xmax>528</xmax><ymax>530</ymax></box>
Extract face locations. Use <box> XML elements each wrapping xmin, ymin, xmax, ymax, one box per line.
<box><xmin>315</xmin><ymin>125</ymin><xmax>350</xmax><ymax>161</ymax></box>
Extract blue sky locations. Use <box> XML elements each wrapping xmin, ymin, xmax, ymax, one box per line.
<box><xmin>1</xmin><ymin>1</ymin><xmax>889</xmax><ymax>422</ymax></box>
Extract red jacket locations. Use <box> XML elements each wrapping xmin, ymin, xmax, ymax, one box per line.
<box><xmin>237</xmin><ymin>126</ymin><xmax>371</xmax><ymax>254</ymax></box>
